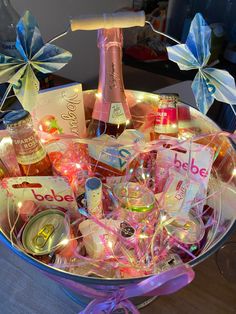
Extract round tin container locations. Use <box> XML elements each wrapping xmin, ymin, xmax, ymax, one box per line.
<box><xmin>22</xmin><ymin>209</ymin><xmax>70</xmax><ymax>256</ymax></box>
<box><xmin>120</xmin><ymin>222</ymin><xmax>135</xmax><ymax>239</ymax></box>
<box><xmin>113</xmin><ymin>182</ymin><xmax>155</xmax><ymax>222</ymax></box>
<box><xmin>120</xmin><ymin>221</ymin><xmax>136</xmax><ymax>250</ymax></box>
<box><xmin>164</xmin><ymin>213</ymin><xmax>205</xmax><ymax>245</ymax></box>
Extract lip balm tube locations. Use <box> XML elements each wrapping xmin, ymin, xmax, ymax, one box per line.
<box><xmin>85</xmin><ymin>177</ymin><xmax>103</xmax><ymax>218</ymax></box>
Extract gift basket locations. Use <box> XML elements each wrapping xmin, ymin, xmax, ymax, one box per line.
<box><xmin>0</xmin><ymin>10</ymin><xmax>236</xmax><ymax>314</ymax></box>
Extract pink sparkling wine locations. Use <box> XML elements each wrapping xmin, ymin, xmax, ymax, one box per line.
<box><xmin>88</xmin><ymin>28</ymin><xmax>132</xmax><ymax>138</ymax></box>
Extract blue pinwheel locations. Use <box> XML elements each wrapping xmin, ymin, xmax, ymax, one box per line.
<box><xmin>167</xmin><ymin>13</ymin><xmax>236</xmax><ymax>114</ymax></box>
<box><xmin>0</xmin><ymin>10</ymin><xmax>72</xmax><ymax>112</ymax></box>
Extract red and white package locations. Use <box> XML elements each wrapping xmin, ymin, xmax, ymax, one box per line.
<box><xmin>156</xmin><ymin>136</ymin><xmax>215</xmax><ymax>212</ymax></box>
<box><xmin>160</xmin><ymin>168</ymin><xmax>201</xmax><ymax>217</ymax></box>
<box><xmin>1</xmin><ymin>176</ymin><xmax>78</xmax><ymax>218</ymax></box>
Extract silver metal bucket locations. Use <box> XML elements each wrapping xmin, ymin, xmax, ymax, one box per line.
<box><xmin>0</xmin><ymin>90</ymin><xmax>235</xmax><ymax>309</ymax></box>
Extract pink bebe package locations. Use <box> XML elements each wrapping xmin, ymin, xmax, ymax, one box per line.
<box><xmin>156</xmin><ymin>136</ymin><xmax>215</xmax><ymax>212</ymax></box>
<box><xmin>32</xmin><ymin>83</ymin><xmax>86</xmax><ymax>138</ymax></box>
<box><xmin>0</xmin><ymin>176</ymin><xmax>78</xmax><ymax>219</ymax></box>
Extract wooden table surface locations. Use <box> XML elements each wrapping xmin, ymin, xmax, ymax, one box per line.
<box><xmin>1</xmin><ymin>232</ymin><xmax>236</xmax><ymax>314</ymax></box>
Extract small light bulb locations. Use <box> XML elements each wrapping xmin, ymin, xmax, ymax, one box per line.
<box><xmin>1</xmin><ymin>137</ymin><xmax>12</xmax><ymax>145</ymax></box>
<box><xmin>139</xmin><ymin>234</ymin><xmax>148</xmax><ymax>239</ymax></box>
<box><xmin>95</xmin><ymin>92</ymin><xmax>102</xmax><ymax>99</ymax></box>
<box><xmin>161</xmin><ymin>215</ymin><xmax>167</xmax><ymax>223</ymax></box>
<box><xmin>76</xmin><ymin>163</ymin><xmax>81</xmax><ymax>169</ymax></box>
<box><xmin>107</xmin><ymin>240</ymin><xmax>113</xmax><ymax>249</ymax></box>
<box><xmin>137</xmin><ymin>95</ymin><xmax>144</xmax><ymax>103</ymax></box>
<box><xmin>17</xmin><ymin>201</ymin><xmax>22</xmax><ymax>208</ymax></box>
<box><xmin>60</xmin><ymin>238</ymin><xmax>69</xmax><ymax>246</ymax></box>
<box><xmin>233</xmin><ymin>168</ymin><xmax>236</xmax><ymax>177</ymax></box>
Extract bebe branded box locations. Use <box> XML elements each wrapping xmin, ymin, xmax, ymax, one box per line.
<box><xmin>158</xmin><ymin>136</ymin><xmax>215</xmax><ymax>190</ymax></box>
<box><xmin>157</xmin><ymin>136</ymin><xmax>215</xmax><ymax>214</ymax></box>
<box><xmin>0</xmin><ymin>176</ymin><xmax>78</xmax><ymax>214</ymax></box>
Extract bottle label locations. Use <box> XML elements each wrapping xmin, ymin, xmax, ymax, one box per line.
<box><xmin>92</xmin><ymin>37</ymin><xmax>131</xmax><ymax>124</ymax></box>
<box><xmin>154</xmin><ymin>108</ymin><xmax>177</xmax><ymax>133</ymax></box>
<box><xmin>12</xmin><ymin>133</ymin><xmax>47</xmax><ymax>165</ymax></box>
<box><xmin>108</xmin><ymin>102</ymin><xmax>127</xmax><ymax>124</ymax></box>
<box><xmin>89</xmin><ymin>130</ymin><xmax>144</xmax><ymax>173</ymax></box>
<box><xmin>89</xmin><ymin>139</ymin><xmax>132</xmax><ymax>172</ymax></box>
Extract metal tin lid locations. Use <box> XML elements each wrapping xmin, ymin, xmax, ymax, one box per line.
<box><xmin>22</xmin><ymin>209</ymin><xmax>69</xmax><ymax>256</ymax></box>
<box><xmin>3</xmin><ymin>110</ymin><xmax>30</xmax><ymax>126</ymax></box>
<box><xmin>113</xmin><ymin>182</ymin><xmax>155</xmax><ymax>213</ymax></box>
<box><xmin>164</xmin><ymin>213</ymin><xmax>205</xmax><ymax>245</ymax></box>
<box><xmin>120</xmin><ymin>222</ymin><xmax>135</xmax><ymax>238</ymax></box>
<box><xmin>85</xmin><ymin>177</ymin><xmax>102</xmax><ymax>190</ymax></box>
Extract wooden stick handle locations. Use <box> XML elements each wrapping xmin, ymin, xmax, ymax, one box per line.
<box><xmin>70</xmin><ymin>11</ymin><xmax>145</xmax><ymax>31</ymax></box>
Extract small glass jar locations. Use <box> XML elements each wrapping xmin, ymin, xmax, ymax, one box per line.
<box><xmin>113</xmin><ymin>182</ymin><xmax>156</xmax><ymax>223</ymax></box>
<box><xmin>151</xmin><ymin>93</ymin><xmax>179</xmax><ymax>140</ymax></box>
<box><xmin>164</xmin><ymin>212</ymin><xmax>205</xmax><ymax>245</ymax></box>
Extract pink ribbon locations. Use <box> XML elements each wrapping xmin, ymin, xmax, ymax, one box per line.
<box><xmin>46</xmin><ymin>264</ymin><xmax>194</xmax><ymax>314</ymax></box>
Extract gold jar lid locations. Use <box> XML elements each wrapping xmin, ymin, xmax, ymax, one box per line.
<box><xmin>113</xmin><ymin>182</ymin><xmax>155</xmax><ymax>213</ymax></box>
<box><xmin>157</xmin><ymin>93</ymin><xmax>179</xmax><ymax>101</ymax></box>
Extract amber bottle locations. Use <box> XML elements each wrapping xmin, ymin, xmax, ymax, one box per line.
<box><xmin>3</xmin><ymin>110</ymin><xmax>52</xmax><ymax>176</ymax></box>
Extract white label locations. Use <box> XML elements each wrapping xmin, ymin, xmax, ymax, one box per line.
<box><xmin>17</xmin><ymin>148</ymin><xmax>47</xmax><ymax>165</ymax></box>
<box><xmin>108</xmin><ymin>102</ymin><xmax>127</xmax><ymax>124</ymax></box>
<box><xmin>2</xmin><ymin>176</ymin><xmax>78</xmax><ymax>213</ymax></box>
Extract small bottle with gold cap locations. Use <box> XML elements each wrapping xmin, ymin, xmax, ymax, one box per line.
<box><xmin>150</xmin><ymin>93</ymin><xmax>179</xmax><ymax>140</ymax></box>
<box><xmin>3</xmin><ymin>110</ymin><xmax>52</xmax><ymax>176</ymax></box>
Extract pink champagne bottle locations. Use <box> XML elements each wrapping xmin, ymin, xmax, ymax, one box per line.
<box><xmin>87</xmin><ymin>28</ymin><xmax>133</xmax><ymax>138</ymax></box>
